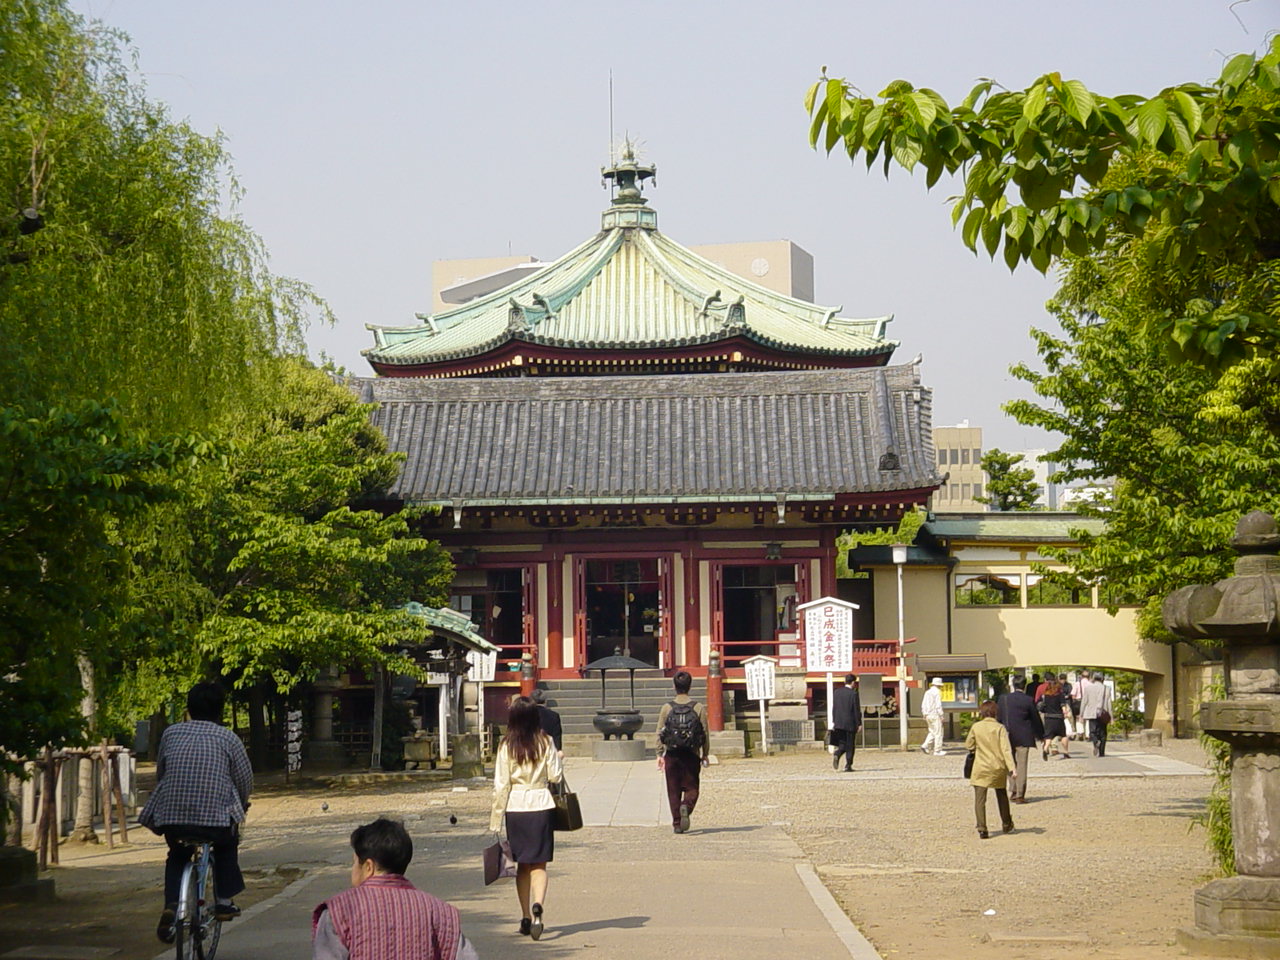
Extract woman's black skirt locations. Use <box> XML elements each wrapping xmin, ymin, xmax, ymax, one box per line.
<box><xmin>505</xmin><ymin>809</ymin><xmax>555</xmax><ymax>863</ymax></box>
<box><xmin>1043</xmin><ymin>715</ymin><xmax>1067</xmax><ymax>738</ymax></box>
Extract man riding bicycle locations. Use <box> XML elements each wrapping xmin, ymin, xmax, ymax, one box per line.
<box><xmin>140</xmin><ymin>681</ymin><xmax>253</xmax><ymax>943</ymax></box>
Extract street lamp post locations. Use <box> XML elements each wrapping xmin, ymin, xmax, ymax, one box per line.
<box><xmin>892</xmin><ymin>544</ymin><xmax>909</xmax><ymax>751</ymax></box>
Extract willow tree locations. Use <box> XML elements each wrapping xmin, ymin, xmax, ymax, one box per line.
<box><xmin>0</xmin><ymin>0</ymin><xmax>326</xmax><ymax>787</ymax></box>
<box><xmin>1</xmin><ymin>0</ymin><xmax>321</xmax><ymax>432</ymax></box>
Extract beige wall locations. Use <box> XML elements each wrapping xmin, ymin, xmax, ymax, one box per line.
<box><xmin>687</xmin><ymin>240</ymin><xmax>814</xmax><ymax>300</ymax></box>
<box><xmin>866</xmin><ymin>561</ymin><xmax>1176</xmax><ymax>733</ymax></box>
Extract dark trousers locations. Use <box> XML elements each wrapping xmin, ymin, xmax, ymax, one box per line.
<box><xmin>833</xmin><ymin>728</ymin><xmax>857</xmax><ymax>770</ymax></box>
<box><xmin>663</xmin><ymin>749</ymin><xmax>701</xmax><ymax>827</ymax></box>
<box><xmin>1090</xmin><ymin>718</ymin><xmax>1109</xmax><ymax>756</ymax></box>
<box><xmin>162</xmin><ymin>825</ymin><xmax>243</xmax><ymax>906</ymax></box>
<box><xmin>972</xmin><ymin>786</ymin><xmax>1012</xmax><ymax>833</ymax></box>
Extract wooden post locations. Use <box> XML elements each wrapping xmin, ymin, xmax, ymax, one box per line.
<box><xmin>100</xmin><ymin>740</ymin><xmax>113</xmax><ymax>849</ymax></box>
<box><xmin>110</xmin><ymin>751</ymin><xmax>129</xmax><ymax>844</ymax></box>
<box><xmin>34</xmin><ymin>749</ymin><xmax>50</xmax><ymax>870</ymax></box>
<box><xmin>370</xmin><ymin>663</ymin><xmax>385</xmax><ymax>771</ymax></box>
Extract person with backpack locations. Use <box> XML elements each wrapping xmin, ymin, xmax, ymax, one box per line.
<box><xmin>655</xmin><ymin>670</ymin><xmax>709</xmax><ymax>834</ymax></box>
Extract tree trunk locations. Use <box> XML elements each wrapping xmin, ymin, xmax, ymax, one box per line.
<box><xmin>69</xmin><ymin>657</ymin><xmax>98</xmax><ymax>843</ymax></box>
<box><xmin>248</xmin><ymin>682</ymin><xmax>269</xmax><ymax>772</ymax></box>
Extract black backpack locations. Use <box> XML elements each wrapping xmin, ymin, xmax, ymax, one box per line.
<box><xmin>660</xmin><ymin>700</ymin><xmax>706</xmax><ymax>752</ymax></box>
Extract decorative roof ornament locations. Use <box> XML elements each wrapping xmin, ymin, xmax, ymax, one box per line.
<box><xmin>601</xmin><ymin>138</ymin><xmax>658</xmax><ymax>231</ymax></box>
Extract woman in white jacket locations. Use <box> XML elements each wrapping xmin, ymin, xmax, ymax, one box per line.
<box><xmin>490</xmin><ymin>696</ymin><xmax>563</xmax><ymax>940</ymax></box>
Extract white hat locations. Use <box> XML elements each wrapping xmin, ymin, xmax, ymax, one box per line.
<box><xmin>930</xmin><ymin>677</ymin><xmax>943</xmax><ymax>686</ymax></box>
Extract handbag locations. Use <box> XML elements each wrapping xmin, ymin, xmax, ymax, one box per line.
<box><xmin>550</xmin><ymin>776</ymin><xmax>583</xmax><ymax>832</ymax></box>
<box><xmin>963</xmin><ymin>750</ymin><xmax>975</xmax><ymax>779</ymax></box>
<box><xmin>482</xmin><ymin>838</ymin><xmax>517</xmax><ymax>886</ymax></box>
<box><xmin>1097</xmin><ymin>707</ymin><xmax>1112</xmax><ymax>725</ymax></box>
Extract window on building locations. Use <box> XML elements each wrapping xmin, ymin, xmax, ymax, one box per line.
<box><xmin>954</xmin><ymin>573</ymin><xmax>1021</xmax><ymax>606</ymax></box>
<box><xmin>938</xmin><ymin>450</ymin><xmax>946</xmax><ymax>468</ymax></box>
<box><xmin>962</xmin><ymin>483</ymin><xmax>971</xmax><ymax>499</ymax></box>
<box><xmin>450</xmin><ymin>568</ymin><xmax>525</xmax><ymax>656</ymax></box>
<box><xmin>950</xmin><ymin>483</ymin><xmax>959</xmax><ymax>499</ymax></box>
<box><xmin>961</xmin><ymin>448</ymin><xmax>970</xmax><ymax>464</ymax></box>
<box><xmin>721</xmin><ymin>564</ymin><xmax>797</xmax><ymax>668</ymax></box>
<box><xmin>1026</xmin><ymin>574</ymin><xmax>1091</xmax><ymax>606</ymax></box>
<box><xmin>973</xmin><ymin>448</ymin><xmax>981</xmax><ymax>463</ymax></box>
<box><xmin>1098</xmin><ymin>581</ymin><xmax>1143</xmax><ymax>608</ymax></box>
<box><xmin>947</xmin><ymin>448</ymin><xmax>956</xmax><ymax>464</ymax></box>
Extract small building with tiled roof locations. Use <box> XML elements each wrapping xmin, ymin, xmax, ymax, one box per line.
<box><xmin>351</xmin><ymin>148</ymin><xmax>943</xmax><ymax>744</ymax></box>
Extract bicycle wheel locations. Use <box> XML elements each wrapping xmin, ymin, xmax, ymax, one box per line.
<box><xmin>196</xmin><ymin>853</ymin><xmax>222</xmax><ymax>960</ymax></box>
<box><xmin>175</xmin><ymin>863</ymin><xmax>198</xmax><ymax>960</ymax></box>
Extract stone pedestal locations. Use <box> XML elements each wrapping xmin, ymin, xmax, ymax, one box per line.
<box><xmin>1164</xmin><ymin>512</ymin><xmax>1280</xmax><ymax>953</ymax></box>
<box><xmin>767</xmin><ymin>703</ymin><xmax>809</xmax><ymax>722</ymax></box>
<box><xmin>0</xmin><ymin>847</ymin><xmax>54</xmax><ymax>902</ymax></box>
<box><xmin>1140</xmin><ymin>728</ymin><xmax>1163</xmax><ymax>748</ymax></box>
<box><xmin>593</xmin><ymin>738</ymin><xmax>646</xmax><ymax>761</ymax></box>
<box><xmin>303</xmin><ymin>740</ymin><xmax>347</xmax><ymax>767</ymax></box>
<box><xmin>449</xmin><ymin>733</ymin><xmax>484</xmax><ymax>779</ymax></box>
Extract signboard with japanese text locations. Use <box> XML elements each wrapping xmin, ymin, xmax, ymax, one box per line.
<box><xmin>799</xmin><ymin>598</ymin><xmax>854</xmax><ymax>674</ymax></box>
<box><xmin>466</xmin><ymin>649</ymin><xmax>497</xmax><ymax>683</ymax></box>
<box><xmin>934</xmin><ymin>673</ymin><xmax>980</xmax><ymax>710</ymax></box>
<box><xmin>744</xmin><ymin>657</ymin><xmax>777</xmax><ymax>702</ymax></box>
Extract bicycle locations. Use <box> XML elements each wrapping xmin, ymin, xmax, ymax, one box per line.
<box><xmin>172</xmin><ymin>838</ymin><xmax>223</xmax><ymax>960</ymax></box>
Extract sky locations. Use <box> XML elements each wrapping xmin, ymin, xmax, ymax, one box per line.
<box><xmin>76</xmin><ymin>0</ymin><xmax>1278</xmax><ymax>451</ymax></box>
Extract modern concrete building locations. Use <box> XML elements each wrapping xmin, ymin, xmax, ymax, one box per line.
<box><xmin>931</xmin><ymin>422</ymin><xmax>987</xmax><ymax>511</ymax></box>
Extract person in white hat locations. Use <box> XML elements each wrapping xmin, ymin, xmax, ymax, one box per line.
<box><xmin>920</xmin><ymin>677</ymin><xmax>947</xmax><ymax>755</ymax></box>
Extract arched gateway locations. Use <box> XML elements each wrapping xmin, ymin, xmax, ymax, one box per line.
<box><xmin>354</xmin><ymin>149</ymin><xmax>941</xmax><ymax>732</ymax></box>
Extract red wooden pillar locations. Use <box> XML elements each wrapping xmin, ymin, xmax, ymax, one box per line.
<box><xmin>683</xmin><ymin>539</ymin><xmax>701</xmax><ymax>668</ymax></box>
<box><xmin>706</xmin><ymin>649</ymin><xmax>724</xmax><ymax>732</ymax></box>
<box><xmin>546</xmin><ymin>549</ymin><xmax>563</xmax><ymax>671</ymax></box>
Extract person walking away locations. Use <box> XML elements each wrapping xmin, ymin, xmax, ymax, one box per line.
<box><xmin>531</xmin><ymin>688</ymin><xmax>563</xmax><ymax>757</ymax></box>
<box><xmin>140</xmin><ymin>681</ymin><xmax>252</xmax><ymax>943</ymax></box>
<box><xmin>1037</xmin><ymin>676</ymin><xmax>1072</xmax><ymax>760</ymax></box>
<box><xmin>1027</xmin><ymin>672</ymin><xmax>1044</xmax><ymax>703</ymax></box>
<box><xmin>1080</xmin><ymin>671</ymin><xmax>1113</xmax><ymax>756</ymax></box>
<box><xmin>830</xmin><ymin>674</ymin><xmax>862</xmax><ymax>771</ymax></box>
<box><xmin>920</xmin><ymin>677</ymin><xmax>947</xmax><ymax>755</ymax></box>
<box><xmin>964</xmin><ymin>699</ymin><xmax>1017</xmax><ymax>839</ymax></box>
<box><xmin>656</xmin><ymin>670</ymin><xmax>709</xmax><ymax>833</ymax></box>
<box><xmin>312</xmin><ymin>818</ymin><xmax>478</xmax><ymax>960</ymax></box>
<box><xmin>996</xmin><ymin>678</ymin><xmax>1044</xmax><ymax>804</ymax></box>
<box><xmin>490</xmin><ymin>696</ymin><xmax>562</xmax><ymax>939</ymax></box>
<box><xmin>1060</xmin><ymin>674</ymin><xmax>1078</xmax><ymax>740</ymax></box>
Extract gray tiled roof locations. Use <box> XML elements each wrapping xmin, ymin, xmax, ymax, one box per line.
<box><xmin>357</xmin><ymin>365</ymin><xmax>939</xmax><ymax>504</ymax></box>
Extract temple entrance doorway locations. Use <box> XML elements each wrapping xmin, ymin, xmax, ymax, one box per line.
<box><xmin>584</xmin><ymin>558</ymin><xmax>661</xmax><ymax>665</ymax></box>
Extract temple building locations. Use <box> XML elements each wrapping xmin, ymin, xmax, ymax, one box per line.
<box><xmin>348</xmin><ymin>147</ymin><xmax>940</xmax><ymax>742</ymax></box>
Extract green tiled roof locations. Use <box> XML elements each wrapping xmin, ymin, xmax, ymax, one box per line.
<box><xmin>924</xmin><ymin>512</ymin><xmax>1105</xmax><ymax>542</ymax></box>
<box><xmin>365</xmin><ymin>198</ymin><xmax>896</xmax><ymax>366</ymax></box>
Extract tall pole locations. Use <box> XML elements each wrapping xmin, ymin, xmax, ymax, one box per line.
<box><xmin>896</xmin><ymin>553</ymin><xmax>908</xmax><ymax>751</ymax></box>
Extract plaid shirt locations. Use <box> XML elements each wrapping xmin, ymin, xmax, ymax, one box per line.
<box><xmin>140</xmin><ymin>720</ymin><xmax>253</xmax><ymax>830</ymax></box>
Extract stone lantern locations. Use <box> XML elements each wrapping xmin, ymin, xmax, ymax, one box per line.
<box><xmin>1163</xmin><ymin>510</ymin><xmax>1280</xmax><ymax>955</ymax></box>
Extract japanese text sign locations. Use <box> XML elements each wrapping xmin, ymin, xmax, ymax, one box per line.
<box><xmin>800</xmin><ymin>598</ymin><xmax>854</xmax><ymax>674</ymax></box>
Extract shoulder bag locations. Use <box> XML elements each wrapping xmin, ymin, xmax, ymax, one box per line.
<box><xmin>550</xmin><ymin>775</ymin><xmax>583</xmax><ymax>831</ymax></box>
<box><xmin>963</xmin><ymin>750</ymin><xmax>975</xmax><ymax>779</ymax></box>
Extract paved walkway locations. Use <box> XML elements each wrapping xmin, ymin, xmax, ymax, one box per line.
<box><xmin>136</xmin><ymin>741</ymin><xmax>1203</xmax><ymax>960</ymax></box>
<box><xmin>169</xmin><ymin>757</ymin><xmax>877</xmax><ymax>960</ymax></box>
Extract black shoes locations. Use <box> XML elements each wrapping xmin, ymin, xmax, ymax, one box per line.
<box><xmin>678</xmin><ymin>803</ymin><xmax>691</xmax><ymax>833</ymax></box>
<box><xmin>978</xmin><ymin>830</ymin><xmax>989</xmax><ymax>839</ymax></box>
<box><xmin>832</xmin><ymin>752</ymin><xmax>840</xmax><ymax>770</ymax></box>
<box><xmin>215</xmin><ymin>901</ymin><xmax>241</xmax><ymax>921</ymax></box>
<box><xmin>519</xmin><ymin>917</ymin><xmax>532</xmax><ymax>936</ymax></box>
<box><xmin>530</xmin><ymin>902</ymin><xmax>544</xmax><ymax>941</ymax></box>
<box><xmin>1003</xmin><ymin>821</ymin><xmax>1015</xmax><ymax>834</ymax></box>
<box><xmin>156</xmin><ymin>905</ymin><xmax>177</xmax><ymax>944</ymax></box>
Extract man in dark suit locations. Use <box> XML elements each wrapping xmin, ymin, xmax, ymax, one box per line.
<box><xmin>830</xmin><ymin>674</ymin><xmax>862</xmax><ymax>773</ymax></box>
<box><xmin>531</xmin><ymin>687</ymin><xmax>563</xmax><ymax>755</ymax></box>
<box><xmin>997</xmin><ymin>677</ymin><xmax>1044</xmax><ymax>803</ymax></box>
